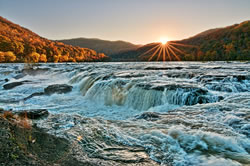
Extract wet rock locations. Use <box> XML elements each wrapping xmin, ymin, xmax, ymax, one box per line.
<box><xmin>3</xmin><ymin>80</ymin><xmax>31</xmax><ymax>90</ymax></box>
<box><xmin>3</xmin><ymin>81</ymin><xmax>23</xmax><ymax>90</ymax></box>
<box><xmin>4</xmin><ymin>78</ymin><xmax>9</xmax><ymax>82</ymax></box>
<box><xmin>14</xmin><ymin>73</ymin><xmax>26</xmax><ymax>80</ymax></box>
<box><xmin>136</xmin><ymin>112</ymin><xmax>161</xmax><ymax>121</ymax></box>
<box><xmin>44</xmin><ymin>84</ymin><xmax>73</xmax><ymax>95</ymax></box>
<box><xmin>145</xmin><ymin>67</ymin><xmax>172</xmax><ymax>70</ymax></box>
<box><xmin>23</xmin><ymin>92</ymin><xmax>45</xmax><ymax>101</ymax></box>
<box><xmin>236</xmin><ymin>75</ymin><xmax>246</xmax><ymax>82</ymax></box>
<box><xmin>145</xmin><ymin>67</ymin><xmax>183</xmax><ymax>70</ymax></box>
<box><xmin>17</xmin><ymin>109</ymin><xmax>49</xmax><ymax>119</ymax></box>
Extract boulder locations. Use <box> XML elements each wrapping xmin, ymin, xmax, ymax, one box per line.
<box><xmin>44</xmin><ymin>84</ymin><xmax>73</xmax><ymax>95</ymax></box>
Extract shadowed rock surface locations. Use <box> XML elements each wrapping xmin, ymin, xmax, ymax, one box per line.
<box><xmin>44</xmin><ymin>84</ymin><xmax>73</xmax><ymax>95</ymax></box>
<box><xmin>3</xmin><ymin>80</ymin><xmax>31</xmax><ymax>90</ymax></box>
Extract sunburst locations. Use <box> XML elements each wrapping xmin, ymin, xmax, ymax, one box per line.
<box><xmin>159</xmin><ymin>38</ymin><xmax>168</xmax><ymax>45</ymax></box>
<box><xmin>139</xmin><ymin>40</ymin><xmax>197</xmax><ymax>61</ymax></box>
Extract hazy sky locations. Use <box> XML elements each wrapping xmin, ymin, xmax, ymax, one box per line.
<box><xmin>0</xmin><ymin>0</ymin><xmax>249</xmax><ymax>44</ymax></box>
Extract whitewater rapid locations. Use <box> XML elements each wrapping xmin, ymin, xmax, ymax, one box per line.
<box><xmin>0</xmin><ymin>62</ymin><xmax>249</xmax><ymax>165</ymax></box>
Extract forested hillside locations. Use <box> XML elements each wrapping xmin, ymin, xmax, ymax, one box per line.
<box><xmin>112</xmin><ymin>21</ymin><xmax>250</xmax><ymax>61</ymax></box>
<box><xmin>0</xmin><ymin>16</ymin><xmax>108</xmax><ymax>63</ymax></box>
<box><xmin>180</xmin><ymin>20</ymin><xmax>250</xmax><ymax>61</ymax></box>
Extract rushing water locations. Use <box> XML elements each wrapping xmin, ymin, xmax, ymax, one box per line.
<box><xmin>0</xmin><ymin>62</ymin><xmax>250</xmax><ymax>166</ymax></box>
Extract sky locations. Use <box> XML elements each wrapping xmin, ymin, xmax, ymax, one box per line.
<box><xmin>0</xmin><ymin>0</ymin><xmax>250</xmax><ymax>44</ymax></box>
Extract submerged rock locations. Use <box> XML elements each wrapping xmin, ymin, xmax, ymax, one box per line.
<box><xmin>23</xmin><ymin>92</ymin><xmax>45</xmax><ymax>101</ymax></box>
<box><xmin>136</xmin><ymin>112</ymin><xmax>161</xmax><ymax>121</ymax></box>
<box><xmin>44</xmin><ymin>84</ymin><xmax>73</xmax><ymax>95</ymax></box>
<box><xmin>13</xmin><ymin>73</ymin><xmax>26</xmax><ymax>80</ymax></box>
<box><xmin>3</xmin><ymin>80</ymin><xmax>31</xmax><ymax>90</ymax></box>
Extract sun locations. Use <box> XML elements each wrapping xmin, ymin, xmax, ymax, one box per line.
<box><xmin>159</xmin><ymin>38</ymin><xmax>169</xmax><ymax>45</ymax></box>
<box><xmin>139</xmin><ymin>38</ymin><xmax>198</xmax><ymax>61</ymax></box>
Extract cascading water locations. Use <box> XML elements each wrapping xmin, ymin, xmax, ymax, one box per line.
<box><xmin>0</xmin><ymin>62</ymin><xmax>249</xmax><ymax>166</ymax></box>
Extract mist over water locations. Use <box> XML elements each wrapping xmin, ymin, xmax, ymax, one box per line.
<box><xmin>0</xmin><ymin>62</ymin><xmax>249</xmax><ymax>165</ymax></box>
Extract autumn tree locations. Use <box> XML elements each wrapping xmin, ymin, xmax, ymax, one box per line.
<box><xmin>0</xmin><ymin>51</ymin><xmax>5</xmax><ymax>62</ymax></box>
<box><xmin>4</xmin><ymin>51</ymin><xmax>16</xmax><ymax>62</ymax></box>
<box><xmin>39</xmin><ymin>54</ymin><xmax>47</xmax><ymax>62</ymax></box>
<box><xmin>25</xmin><ymin>52</ymin><xmax>40</xmax><ymax>63</ymax></box>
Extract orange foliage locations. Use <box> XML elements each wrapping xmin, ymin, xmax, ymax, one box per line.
<box><xmin>25</xmin><ymin>52</ymin><xmax>40</xmax><ymax>63</ymax></box>
<box><xmin>53</xmin><ymin>55</ymin><xmax>60</xmax><ymax>63</ymax></box>
<box><xmin>0</xmin><ymin>16</ymin><xmax>108</xmax><ymax>63</ymax></box>
<box><xmin>1</xmin><ymin>51</ymin><xmax>16</xmax><ymax>62</ymax></box>
<box><xmin>0</xmin><ymin>51</ymin><xmax>5</xmax><ymax>62</ymax></box>
<box><xmin>39</xmin><ymin>54</ymin><xmax>47</xmax><ymax>62</ymax></box>
<box><xmin>59</xmin><ymin>55</ymin><xmax>69</xmax><ymax>62</ymax></box>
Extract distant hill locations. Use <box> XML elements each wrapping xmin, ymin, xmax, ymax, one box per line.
<box><xmin>0</xmin><ymin>16</ymin><xmax>108</xmax><ymax>63</ymax></box>
<box><xmin>109</xmin><ymin>43</ymin><xmax>159</xmax><ymax>61</ymax></box>
<box><xmin>112</xmin><ymin>20</ymin><xmax>250</xmax><ymax>61</ymax></box>
<box><xmin>58</xmin><ymin>38</ymin><xmax>140</xmax><ymax>56</ymax></box>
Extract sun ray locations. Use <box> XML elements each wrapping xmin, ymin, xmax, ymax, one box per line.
<box><xmin>162</xmin><ymin>45</ymin><xmax>166</xmax><ymax>61</ymax></box>
<box><xmin>167</xmin><ymin>45</ymin><xmax>181</xmax><ymax>61</ymax></box>
<box><xmin>165</xmin><ymin>46</ymin><xmax>171</xmax><ymax>61</ymax></box>
<box><xmin>139</xmin><ymin>44</ymin><xmax>159</xmax><ymax>58</ymax></box>
<box><xmin>139</xmin><ymin>39</ymin><xmax>198</xmax><ymax>62</ymax></box>
<box><xmin>148</xmin><ymin>46</ymin><xmax>161</xmax><ymax>61</ymax></box>
<box><xmin>156</xmin><ymin>47</ymin><xmax>163</xmax><ymax>61</ymax></box>
<box><xmin>168</xmin><ymin>44</ymin><xmax>186</xmax><ymax>55</ymax></box>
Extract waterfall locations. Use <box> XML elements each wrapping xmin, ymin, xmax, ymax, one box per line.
<box><xmin>77</xmin><ymin>75</ymin><xmax>222</xmax><ymax>111</ymax></box>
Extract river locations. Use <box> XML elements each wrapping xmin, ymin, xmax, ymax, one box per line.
<box><xmin>0</xmin><ymin>62</ymin><xmax>249</xmax><ymax>166</ymax></box>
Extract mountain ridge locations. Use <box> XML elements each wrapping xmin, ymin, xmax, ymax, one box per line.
<box><xmin>58</xmin><ymin>37</ymin><xmax>140</xmax><ymax>56</ymax></box>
